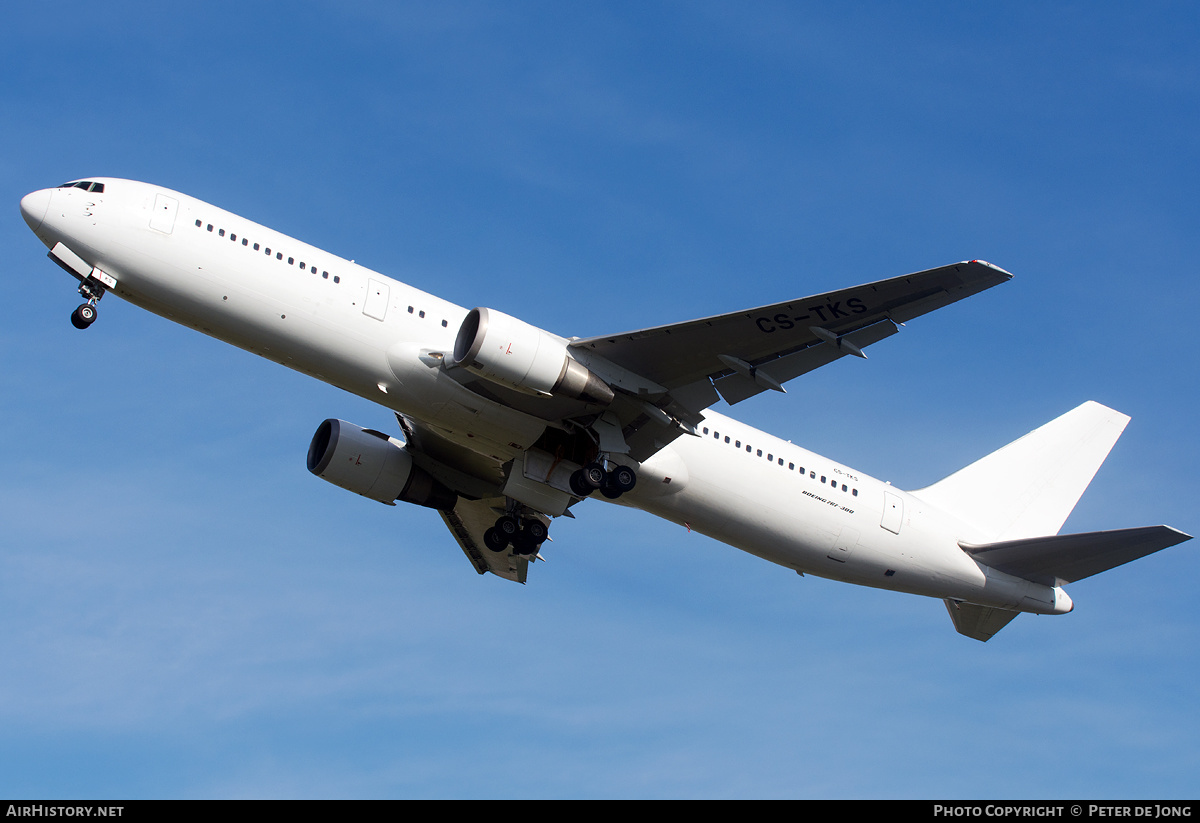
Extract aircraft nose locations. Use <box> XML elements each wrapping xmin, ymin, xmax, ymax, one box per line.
<box><xmin>20</xmin><ymin>189</ymin><xmax>51</xmax><ymax>232</ymax></box>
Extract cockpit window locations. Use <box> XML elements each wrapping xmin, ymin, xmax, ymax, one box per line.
<box><xmin>57</xmin><ymin>181</ymin><xmax>105</xmax><ymax>193</ymax></box>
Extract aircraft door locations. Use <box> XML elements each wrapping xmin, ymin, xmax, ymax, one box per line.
<box><xmin>149</xmin><ymin>193</ymin><xmax>178</xmax><ymax>234</ymax></box>
<box><xmin>881</xmin><ymin>491</ymin><xmax>903</xmax><ymax>534</ymax></box>
<box><xmin>363</xmin><ymin>279</ymin><xmax>389</xmax><ymax>321</ymax></box>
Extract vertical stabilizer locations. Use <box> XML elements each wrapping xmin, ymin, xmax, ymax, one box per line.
<box><xmin>911</xmin><ymin>402</ymin><xmax>1129</xmax><ymax>541</ymax></box>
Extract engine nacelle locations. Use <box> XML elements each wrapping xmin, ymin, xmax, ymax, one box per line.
<box><xmin>306</xmin><ymin>419</ymin><xmax>457</xmax><ymax>510</ymax></box>
<box><xmin>452</xmin><ymin>307</ymin><xmax>614</xmax><ymax>405</ymax></box>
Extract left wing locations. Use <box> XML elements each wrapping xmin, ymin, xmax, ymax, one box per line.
<box><xmin>440</xmin><ymin>496</ymin><xmax>532</xmax><ymax>583</ymax></box>
<box><xmin>397</xmin><ymin>413</ymin><xmax>546</xmax><ymax>582</ymax></box>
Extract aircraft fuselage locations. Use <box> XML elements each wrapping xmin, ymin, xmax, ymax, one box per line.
<box><xmin>19</xmin><ymin>179</ymin><xmax>1078</xmax><ymax>621</ymax></box>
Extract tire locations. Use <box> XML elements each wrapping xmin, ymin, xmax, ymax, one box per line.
<box><xmin>484</xmin><ymin>527</ymin><xmax>508</xmax><ymax>553</ymax></box>
<box><xmin>71</xmin><ymin>304</ymin><xmax>96</xmax><ymax>329</ymax></box>
<box><xmin>524</xmin><ymin>519</ymin><xmax>548</xmax><ymax>543</ymax></box>
<box><xmin>569</xmin><ymin>469</ymin><xmax>593</xmax><ymax>497</ymax></box>
<box><xmin>609</xmin><ymin>465</ymin><xmax>637</xmax><ymax>494</ymax></box>
<box><xmin>495</xmin><ymin>515</ymin><xmax>520</xmax><ymax>539</ymax></box>
<box><xmin>581</xmin><ymin>463</ymin><xmax>606</xmax><ymax>490</ymax></box>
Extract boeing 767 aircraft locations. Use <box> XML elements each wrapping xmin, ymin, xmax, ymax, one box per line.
<box><xmin>20</xmin><ymin>178</ymin><xmax>1190</xmax><ymax>641</ymax></box>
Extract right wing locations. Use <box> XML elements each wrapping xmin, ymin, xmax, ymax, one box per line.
<box><xmin>571</xmin><ymin>260</ymin><xmax>1012</xmax><ymax>407</ymax></box>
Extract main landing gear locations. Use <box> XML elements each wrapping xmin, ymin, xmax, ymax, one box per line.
<box><xmin>70</xmin><ymin>280</ymin><xmax>104</xmax><ymax>330</ymax></box>
<box><xmin>484</xmin><ymin>512</ymin><xmax>549</xmax><ymax>556</ymax></box>
<box><xmin>569</xmin><ymin>461</ymin><xmax>637</xmax><ymax>500</ymax></box>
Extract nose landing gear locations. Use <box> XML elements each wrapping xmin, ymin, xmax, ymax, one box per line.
<box><xmin>70</xmin><ymin>280</ymin><xmax>104</xmax><ymax>330</ymax></box>
<box><xmin>70</xmin><ymin>302</ymin><xmax>97</xmax><ymax>329</ymax></box>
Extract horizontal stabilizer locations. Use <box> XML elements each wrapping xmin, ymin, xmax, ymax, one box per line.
<box><xmin>912</xmin><ymin>401</ymin><xmax>1130</xmax><ymax>541</ymax></box>
<box><xmin>944</xmin><ymin>599</ymin><xmax>1020</xmax><ymax>642</ymax></box>
<box><xmin>961</xmin><ymin>526</ymin><xmax>1191</xmax><ymax>587</ymax></box>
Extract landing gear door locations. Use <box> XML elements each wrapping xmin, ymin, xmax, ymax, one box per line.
<box><xmin>149</xmin><ymin>193</ymin><xmax>178</xmax><ymax>234</ymax></box>
<box><xmin>881</xmin><ymin>491</ymin><xmax>903</xmax><ymax>535</ymax></box>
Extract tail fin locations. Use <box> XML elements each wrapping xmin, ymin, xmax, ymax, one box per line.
<box><xmin>911</xmin><ymin>401</ymin><xmax>1130</xmax><ymax>542</ymax></box>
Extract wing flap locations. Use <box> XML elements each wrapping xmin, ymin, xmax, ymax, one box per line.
<box><xmin>713</xmin><ymin>318</ymin><xmax>899</xmax><ymax>405</ymax></box>
<box><xmin>961</xmin><ymin>526</ymin><xmax>1192</xmax><ymax>587</ymax></box>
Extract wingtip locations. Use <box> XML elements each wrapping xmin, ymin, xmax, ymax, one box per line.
<box><xmin>967</xmin><ymin>259</ymin><xmax>1015</xmax><ymax>279</ymax></box>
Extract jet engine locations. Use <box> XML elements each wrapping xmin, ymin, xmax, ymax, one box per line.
<box><xmin>307</xmin><ymin>419</ymin><xmax>457</xmax><ymax>510</ymax></box>
<box><xmin>451</xmin><ymin>307</ymin><xmax>614</xmax><ymax>405</ymax></box>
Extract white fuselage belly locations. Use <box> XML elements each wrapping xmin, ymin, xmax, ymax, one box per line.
<box><xmin>29</xmin><ymin>180</ymin><xmax>1065</xmax><ymax>614</ymax></box>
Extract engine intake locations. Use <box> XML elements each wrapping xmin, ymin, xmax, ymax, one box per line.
<box><xmin>452</xmin><ymin>307</ymin><xmax>614</xmax><ymax>405</ymax></box>
<box><xmin>307</xmin><ymin>419</ymin><xmax>457</xmax><ymax>510</ymax></box>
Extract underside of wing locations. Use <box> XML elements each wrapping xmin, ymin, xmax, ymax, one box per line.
<box><xmin>397</xmin><ymin>413</ymin><xmax>553</xmax><ymax>582</ymax></box>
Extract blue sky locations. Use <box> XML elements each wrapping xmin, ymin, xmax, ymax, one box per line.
<box><xmin>1</xmin><ymin>2</ymin><xmax>1197</xmax><ymax>799</ymax></box>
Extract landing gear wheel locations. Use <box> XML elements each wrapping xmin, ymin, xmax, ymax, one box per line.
<box><xmin>580</xmin><ymin>463</ymin><xmax>606</xmax><ymax>490</ymax></box>
<box><xmin>524</xmin><ymin>519</ymin><xmax>548</xmax><ymax>543</ymax></box>
<box><xmin>71</xmin><ymin>303</ymin><xmax>97</xmax><ymax>330</ymax></box>
<box><xmin>494</xmin><ymin>515</ymin><xmax>520</xmax><ymax>540</ymax></box>
<box><xmin>483</xmin><ymin>527</ymin><xmax>508</xmax><ymax>553</ymax></box>
<box><xmin>600</xmin><ymin>465</ymin><xmax>638</xmax><ymax>499</ymax></box>
<box><xmin>512</xmin><ymin>532</ymin><xmax>540</xmax><ymax>556</ymax></box>
<box><xmin>569</xmin><ymin>469</ymin><xmax>594</xmax><ymax>497</ymax></box>
<box><xmin>608</xmin><ymin>465</ymin><xmax>637</xmax><ymax>494</ymax></box>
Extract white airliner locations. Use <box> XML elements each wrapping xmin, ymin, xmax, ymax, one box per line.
<box><xmin>20</xmin><ymin>178</ymin><xmax>1190</xmax><ymax>641</ymax></box>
